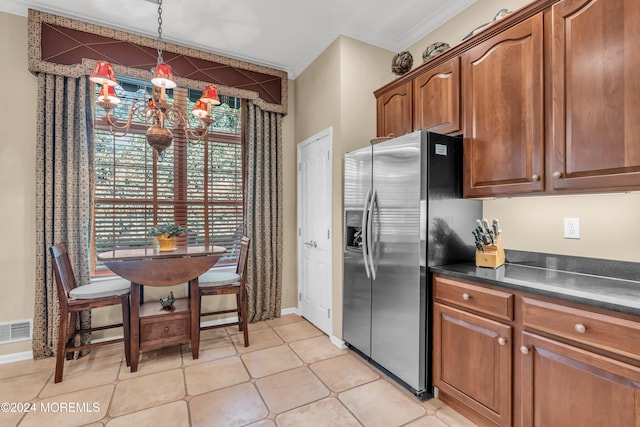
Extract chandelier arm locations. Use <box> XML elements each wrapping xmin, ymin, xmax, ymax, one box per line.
<box><xmin>105</xmin><ymin>126</ymin><xmax>132</xmax><ymax>139</ymax></box>
<box><xmin>162</xmin><ymin>106</ymin><xmax>211</xmax><ymax>141</ymax></box>
<box><xmin>100</xmin><ymin>100</ymin><xmax>153</xmax><ymax>134</ymax></box>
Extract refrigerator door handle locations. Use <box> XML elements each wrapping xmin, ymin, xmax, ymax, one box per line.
<box><xmin>361</xmin><ymin>188</ymin><xmax>372</xmax><ymax>278</ymax></box>
<box><xmin>367</xmin><ymin>189</ymin><xmax>377</xmax><ymax>280</ymax></box>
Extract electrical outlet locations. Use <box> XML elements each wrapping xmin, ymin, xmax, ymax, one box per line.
<box><xmin>564</xmin><ymin>218</ymin><xmax>580</xmax><ymax>239</ymax></box>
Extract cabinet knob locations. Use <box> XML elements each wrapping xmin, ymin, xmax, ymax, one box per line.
<box><xmin>498</xmin><ymin>337</ymin><xmax>507</xmax><ymax>346</ymax></box>
<box><xmin>164</xmin><ymin>326</ymin><xmax>170</xmax><ymax>333</ymax></box>
<box><xmin>531</xmin><ymin>174</ymin><xmax>540</xmax><ymax>181</ymax></box>
<box><xmin>462</xmin><ymin>293</ymin><xmax>471</xmax><ymax>301</ymax></box>
<box><xmin>520</xmin><ymin>345</ymin><xmax>530</xmax><ymax>355</ymax></box>
<box><xmin>553</xmin><ymin>171</ymin><xmax>562</xmax><ymax>179</ymax></box>
<box><xmin>574</xmin><ymin>323</ymin><xmax>586</xmax><ymax>334</ymax></box>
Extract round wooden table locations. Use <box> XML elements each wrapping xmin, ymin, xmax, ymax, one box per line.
<box><xmin>97</xmin><ymin>246</ymin><xmax>226</xmax><ymax>372</ymax></box>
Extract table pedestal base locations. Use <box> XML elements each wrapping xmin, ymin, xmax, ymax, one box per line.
<box><xmin>129</xmin><ymin>279</ymin><xmax>201</xmax><ymax>372</ymax></box>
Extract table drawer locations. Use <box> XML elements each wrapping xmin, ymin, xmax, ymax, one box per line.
<box><xmin>522</xmin><ymin>297</ymin><xmax>640</xmax><ymax>361</ymax></box>
<box><xmin>434</xmin><ymin>275</ymin><xmax>514</xmax><ymax>321</ymax></box>
<box><xmin>139</xmin><ymin>298</ymin><xmax>191</xmax><ymax>349</ymax></box>
<box><xmin>141</xmin><ymin>316</ymin><xmax>190</xmax><ymax>343</ymax></box>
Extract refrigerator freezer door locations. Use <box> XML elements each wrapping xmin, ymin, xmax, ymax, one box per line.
<box><xmin>370</xmin><ymin>131</ymin><xmax>424</xmax><ymax>391</ymax></box>
<box><xmin>343</xmin><ymin>146</ymin><xmax>373</xmax><ymax>356</ymax></box>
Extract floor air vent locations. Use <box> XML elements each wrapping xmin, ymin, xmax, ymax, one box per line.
<box><xmin>0</xmin><ymin>320</ymin><xmax>32</xmax><ymax>344</ymax></box>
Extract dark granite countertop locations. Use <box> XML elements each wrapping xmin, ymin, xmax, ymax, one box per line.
<box><xmin>430</xmin><ymin>250</ymin><xmax>640</xmax><ymax>317</ymax></box>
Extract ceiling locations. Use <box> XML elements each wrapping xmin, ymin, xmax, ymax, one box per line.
<box><xmin>2</xmin><ymin>0</ymin><xmax>477</xmax><ymax>78</ymax></box>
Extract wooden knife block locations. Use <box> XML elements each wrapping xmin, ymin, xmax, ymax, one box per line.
<box><xmin>476</xmin><ymin>235</ymin><xmax>505</xmax><ymax>268</ymax></box>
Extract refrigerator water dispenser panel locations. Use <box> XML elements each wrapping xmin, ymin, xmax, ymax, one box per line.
<box><xmin>345</xmin><ymin>210</ymin><xmax>364</xmax><ymax>249</ymax></box>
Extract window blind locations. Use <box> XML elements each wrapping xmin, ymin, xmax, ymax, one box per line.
<box><xmin>91</xmin><ymin>80</ymin><xmax>243</xmax><ymax>275</ymax></box>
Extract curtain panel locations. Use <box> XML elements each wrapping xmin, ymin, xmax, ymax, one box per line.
<box><xmin>244</xmin><ymin>101</ymin><xmax>283</xmax><ymax>321</ymax></box>
<box><xmin>33</xmin><ymin>74</ymin><xmax>92</xmax><ymax>359</ymax></box>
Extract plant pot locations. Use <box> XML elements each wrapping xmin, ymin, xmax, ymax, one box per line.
<box><xmin>156</xmin><ymin>234</ymin><xmax>176</xmax><ymax>251</ymax></box>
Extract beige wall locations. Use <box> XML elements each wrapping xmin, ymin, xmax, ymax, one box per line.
<box><xmin>0</xmin><ymin>12</ymin><xmax>38</xmax><ymax>355</ymax></box>
<box><xmin>294</xmin><ymin>36</ymin><xmax>392</xmax><ymax>338</ymax></box>
<box><xmin>2</xmin><ymin>0</ymin><xmax>638</xmax><ymax>358</ymax></box>
<box><xmin>281</xmin><ymin>81</ymin><xmax>298</xmax><ymax>309</ymax></box>
<box><xmin>405</xmin><ymin>0</ymin><xmax>533</xmax><ymax>65</ymax></box>
<box><xmin>0</xmin><ymin>10</ymin><xmax>300</xmax><ymax>357</ymax></box>
<box><xmin>292</xmin><ymin>0</ymin><xmax>640</xmax><ymax>345</ymax></box>
<box><xmin>483</xmin><ymin>193</ymin><xmax>640</xmax><ymax>262</ymax></box>
<box><xmin>403</xmin><ymin>0</ymin><xmax>640</xmax><ymax>264</ymax></box>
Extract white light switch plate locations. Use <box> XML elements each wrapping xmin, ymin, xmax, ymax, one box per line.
<box><xmin>564</xmin><ymin>218</ymin><xmax>580</xmax><ymax>239</ymax></box>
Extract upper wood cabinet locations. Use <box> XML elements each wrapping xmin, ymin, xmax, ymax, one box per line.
<box><xmin>413</xmin><ymin>57</ymin><xmax>461</xmax><ymax>134</ymax></box>
<box><xmin>375</xmin><ymin>81</ymin><xmax>412</xmax><ymax>138</ymax></box>
<box><xmin>549</xmin><ymin>0</ymin><xmax>640</xmax><ymax>192</ymax></box>
<box><xmin>462</xmin><ymin>13</ymin><xmax>545</xmax><ymax>197</ymax></box>
<box><xmin>374</xmin><ymin>0</ymin><xmax>640</xmax><ymax>197</ymax></box>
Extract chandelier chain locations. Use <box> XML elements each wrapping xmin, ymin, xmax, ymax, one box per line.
<box><xmin>156</xmin><ymin>0</ymin><xmax>164</xmax><ymax>64</ymax></box>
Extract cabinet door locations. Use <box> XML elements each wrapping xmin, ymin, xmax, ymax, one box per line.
<box><xmin>521</xmin><ymin>332</ymin><xmax>640</xmax><ymax>427</ymax></box>
<box><xmin>462</xmin><ymin>13</ymin><xmax>544</xmax><ymax>197</ymax></box>
<box><xmin>413</xmin><ymin>57</ymin><xmax>460</xmax><ymax>134</ymax></box>
<box><xmin>376</xmin><ymin>82</ymin><xmax>413</xmax><ymax>138</ymax></box>
<box><xmin>550</xmin><ymin>0</ymin><xmax>640</xmax><ymax>192</ymax></box>
<box><xmin>434</xmin><ymin>303</ymin><xmax>512</xmax><ymax>426</ymax></box>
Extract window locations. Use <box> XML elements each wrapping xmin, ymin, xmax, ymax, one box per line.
<box><xmin>91</xmin><ymin>79</ymin><xmax>243</xmax><ymax>275</ymax></box>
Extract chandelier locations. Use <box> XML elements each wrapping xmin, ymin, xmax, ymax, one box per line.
<box><xmin>89</xmin><ymin>0</ymin><xmax>220</xmax><ymax>156</ymax></box>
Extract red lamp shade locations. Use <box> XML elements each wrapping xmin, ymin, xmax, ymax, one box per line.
<box><xmin>151</xmin><ymin>63</ymin><xmax>177</xmax><ymax>89</ymax></box>
<box><xmin>192</xmin><ymin>100</ymin><xmax>209</xmax><ymax>118</ymax></box>
<box><xmin>200</xmin><ymin>84</ymin><xmax>221</xmax><ymax>105</ymax></box>
<box><xmin>97</xmin><ymin>85</ymin><xmax>121</xmax><ymax>105</ymax></box>
<box><xmin>90</xmin><ymin>61</ymin><xmax>118</xmax><ymax>86</ymax></box>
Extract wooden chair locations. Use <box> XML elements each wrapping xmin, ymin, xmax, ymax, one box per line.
<box><xmin>49</xmin><ymin>243</ymin><xmax>131</xmax><ymax>383</ymax></box>
<box><xmin>198</xmin><ymin>236</ymin><xmax>250</xmax><ymax>346</ymax></box>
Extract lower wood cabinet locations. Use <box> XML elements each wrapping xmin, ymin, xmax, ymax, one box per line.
<box><xmin>433</xmin><ymin>273</ymin><xmax>640</xmax><ymax>426</ymax></box>
<box><xmin>521</xmin><ymin>332</ymin><xmax>640</xmax><ymax>426</ymax></box>
<box><xmin>433</xmin><ymin>302</ymin><xmax>512</xmax><ymax>427</ymax></box>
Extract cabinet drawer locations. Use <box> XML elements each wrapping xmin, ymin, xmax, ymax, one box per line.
<box><xmin>522</xmin><ymin>297</ymin><xmax>640</xmax><ymax>361</ymax></box>
<box><xmin>434</xmin><ymin>276</ymin><xmax>514</xmax><ymax>321</ymax></box>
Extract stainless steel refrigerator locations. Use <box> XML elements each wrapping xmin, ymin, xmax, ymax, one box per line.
<box><xmin>343</xmin><ymin>130</ymin><xmax>481</xmax><ymax>398</ymax></box>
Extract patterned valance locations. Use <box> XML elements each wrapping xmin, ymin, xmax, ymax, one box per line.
<box><xmin>27</xmin><ymin>9</ymin><xmax>288</xmax><ymax>115</ymax></box>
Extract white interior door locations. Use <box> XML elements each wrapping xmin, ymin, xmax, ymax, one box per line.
<box><xmin>297</xmin><ymin>128</ymin><xmax>332</xmax><ymax>336</ymax></box>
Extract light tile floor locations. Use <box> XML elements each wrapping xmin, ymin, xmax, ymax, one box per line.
<box><xmin>0</xmin><ymin>314</ymin><xmax>477</xmax><ymax>427</ymax></box>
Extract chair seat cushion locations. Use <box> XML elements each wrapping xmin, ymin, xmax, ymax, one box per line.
<box><xmin>199</xmin><ymin>271</ymin><xmax>241</xmax><ymax>287</ymax></box>
<box><xmin>69</xmin><ymin>278</ymin><xmax>131</xmax><ymax>300</ymax></box>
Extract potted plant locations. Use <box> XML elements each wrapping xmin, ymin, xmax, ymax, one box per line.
<box><xmin>148</xmin><ymin>223</ymin><xmax>187</xmax><ymax>251</ymax></box>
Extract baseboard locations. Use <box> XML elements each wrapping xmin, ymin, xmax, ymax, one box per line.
<box><xmin>330</xmin><ymin>335</ymin><xmax>346</xmax><ymax>349</ymax></box>
<box><xmin>281</xmin><ymin>306</ymin><xmax>299</xmax><ymax>316</ymax></box>
<box><xmin>0</xmin><ymin>307</ymin><xmax>303</xmax><ymax>364</ymax></box>
<box><xmin>0</xmin><ymin>350</ymin><xmax>33</xmax><ymax>364</ymax></box>
<box><xmin>281</xmin><ymin>307</ymin><xmax>344</xmax><ymax>349</ymax></box>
